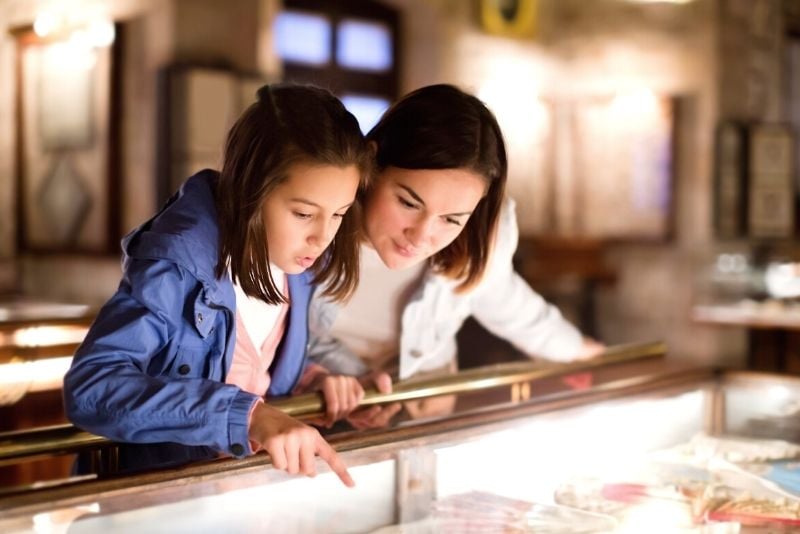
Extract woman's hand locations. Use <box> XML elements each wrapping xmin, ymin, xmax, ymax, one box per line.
<box><xmin>560</xmin><ymin>337</ymin><xmax>605</xmax><ymax>390</ymax></box>
<box><xmin>248</xmin><ymin>402</ymin><xmax>354</xmax><ymax>487</ymax></box>
<box><xmin>574</xmin><ymin>337</ymin><xmax>605</xmax><ymax>360</ymax></box>
<box><xmin>312</xmin><ymin>374</ymin><xmax>366</xmax><ymax>427</ymax></box>
<box><xmin>346</xmin><ymin>371</ymin><xmax>401</xmax><ymax>430</ymax></box>
<box><xmin>404</xmin><ymin>394</ymin><xmax>456</xmax><ymax>420</ymax></box>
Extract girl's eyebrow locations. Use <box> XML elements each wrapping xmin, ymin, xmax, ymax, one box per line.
<box><xmin>397</xmin><ymin>184</ymin><xmax>472</xmax><ymax>218</ymax></box>
<box><xmin>290</xmin><ymin>198</ymin><xmax>354</xmax><ymax>211</ymax></box>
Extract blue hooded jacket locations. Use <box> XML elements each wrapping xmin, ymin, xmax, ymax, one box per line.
<box><xmin>63</xmin><ymin>170</ymin><xmax>313</xmax><ymax>472</ymax></box>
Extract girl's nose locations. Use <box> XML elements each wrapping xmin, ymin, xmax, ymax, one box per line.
<box><xmin>309</xmin><ymin>219</ymin><xmax>336</xmax><ymax>247</ymax></box>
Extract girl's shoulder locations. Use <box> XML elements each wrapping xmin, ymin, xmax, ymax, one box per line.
<box><xmin>122</xmin><ymin>170</ymin><xmax>221</xmax><ymax>285</ymax></box>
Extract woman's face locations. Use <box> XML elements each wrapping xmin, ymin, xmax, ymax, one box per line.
<box><xmin>261</xmin><ymin>162</ymin><xmax>360</xmax><ymax>274</ymax></box>
<box><xmin>364</xmin><ymin>166</ymin><xmax>486</xmax><ymax>270</ymax></box>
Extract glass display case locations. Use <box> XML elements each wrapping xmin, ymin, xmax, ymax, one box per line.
<box><xmin>5</xmin><ymin>361</ymin><xmax>800</xmax><ymax>533</ymax></box>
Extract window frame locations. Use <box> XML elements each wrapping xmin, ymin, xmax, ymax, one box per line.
<box><xmin>279</xmin><ymin>0</ymin><xmax>400</xmax><ymax>101</ymax></box>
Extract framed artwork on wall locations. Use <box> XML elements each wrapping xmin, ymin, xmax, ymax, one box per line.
<box><xmin>714</xmin><ymin>121</ymin><xmax>747</xmax><ymax>238</ymax></box>
<box><xmin>13</xmin><ymin>25</ymin><xmax>122</xmax><ymax>254</ymax></box>
<box><xmin>747</xmin><ymin>124</ymin><xmax>795</xmax><ymax>238</ymax></box>
<box><xmin>568</xmin><ymin>93</ymin><xmax>676</xmax><ymax>242</ymax></box>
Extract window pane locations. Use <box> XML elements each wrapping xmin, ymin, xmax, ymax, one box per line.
<box><xmin>341</xmin><ymin>94</ymin><xmax>391</xmax><ymax>133</ymax></box>
<box><xmin>274</xmin><ymin>11</ymin><xmax>331</xmax><ymax>65</ymax></box>
<box><xmin>336</xmin><ymin>19</ymin><xmax>392</xmax><ymax>72</ymax></box>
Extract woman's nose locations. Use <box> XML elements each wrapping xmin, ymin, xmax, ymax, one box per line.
<box><xmin>406</xmin><ymin>217</ymin><xmax>433</xmax><ymax>247</ymax></box>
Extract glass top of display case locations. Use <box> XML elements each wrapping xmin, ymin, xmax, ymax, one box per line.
<box><xmin>5</xmin><ymin>340</ymin><xmax>800</xmax><ymax>533</ymax></box>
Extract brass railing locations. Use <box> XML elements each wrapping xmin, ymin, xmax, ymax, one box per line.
<box><xmin>0</xmin><ymin>341</ymin><xmax>665</xmax><ymax>466</ymax></box>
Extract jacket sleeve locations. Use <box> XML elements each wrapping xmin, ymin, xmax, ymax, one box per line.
<box><xmin>470</xmin><ymin>199</ymin><xmax>584</xmax><ymax>361</ymax></box>
<box><xmin>63</xmin><ymin>258</ymin><xmax>259</xmax><ymax>457</ymax></box>
<box><xmin>306</xmin><ymin>288</ymin><xmax>370</xmax><ymax>376</ymax></box>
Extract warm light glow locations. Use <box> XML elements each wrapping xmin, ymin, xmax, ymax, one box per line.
<box><xmin>767</xmin><ymin>384</ymin><xmax>794</xmax><ymax>403</ymax></box>
<box><xmin>47</xmin><ymin>39</ymin><xmax>97</xmax><ymax>71</ymax></box>
<box><xmin>611</xmin><ymin>88</ymin><xmax>660</xmax><ymax>119</ymax></box>
<box><xmin>33</xmin><ymin>503</ymin><xmax>100</xmax><ymax>533</ymax></box>
<box><xmin>30</xmin><ymin>7</ymin><xmax>115</xmax><ymax>48</ymax></box>
<box><xmin>86</xmin><ymin>18</ymin><xmax>115</xmax><ymax>47</ymax></box>
<box><xmin>33</xmin><ymin>12</ymin><xmax>58</xmax><ymax>37</ymax></box>
<box><xmin>479</xmin><ymin>72</ymin><xmax>550</xmax><ymax>145</ymax></box>
<box><xmin>615</xmin><ymin>499</ymin><xmax>695</xmax><ymax>533</ymax></box>
<box><xmin>11</xmin><ymin>325</ymin><xmax>87</xmax><ymax>347</ymax></box>
<box><xmin>0</xmin><ymin>356</ymin><xmax>72</xmax><ymax>401</ymax></box>
<box><xmin>436</xmin><ymin>392</ymin><xmax>705</xmax><ymax>504</ymax></box>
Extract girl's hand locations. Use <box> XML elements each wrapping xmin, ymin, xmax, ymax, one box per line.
<box><xmin>248</xmin><ymin>402</ymin><xmax>354</xmax><ymax>487</ymax></box>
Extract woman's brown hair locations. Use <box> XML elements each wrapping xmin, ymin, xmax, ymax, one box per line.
<box><xmin>367</xmin><ymin>84</ymin><xmax>507</xmax><ymax>292</ymax></box>
<box><xmin>215</xmin><ymin>83</ymin><xmax>370</xmax><ymax>304</ymax></box>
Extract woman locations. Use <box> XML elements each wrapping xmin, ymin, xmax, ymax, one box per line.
<box><xmin>308</xmin><ymin>84</ymin><xmax>601</xmax><ymax>423</ymax></box>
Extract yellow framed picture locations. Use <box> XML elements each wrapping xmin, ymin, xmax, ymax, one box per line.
<box><xmin>480</xmin><ymin>0</ymin><xmax>537</xmax><ymax>39</ymax></box>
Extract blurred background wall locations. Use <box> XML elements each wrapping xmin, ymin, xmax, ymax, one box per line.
<box><xmin>0</xmin><ymin>0</ymin><xmax>798</xmax><ymax>368</ymax></box>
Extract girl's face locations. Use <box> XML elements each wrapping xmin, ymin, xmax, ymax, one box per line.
<box><xmin>364</xmin><ymin>166</ymin><xmax>486</xmax><ymax>270</ymax></box>
<box><xmin>261</xmin><ymin>162</ymin><xmax>360</xmax><ymax>274</ymax></box>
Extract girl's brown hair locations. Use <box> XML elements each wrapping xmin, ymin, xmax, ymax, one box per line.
<box><xmin>215</xmin><ymin>83</ymin><xmax>370</xmax><ymax>304</ymax></box>
<box><xmin>367</xmin><ymin>84</ymin><xmax>507</xmax><ymax>292</ymax></box>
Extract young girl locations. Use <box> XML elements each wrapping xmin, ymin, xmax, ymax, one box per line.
<box><xmin>309</xmin><ymin>84</ymin><xmax>603</xmax><ymax>427</ymax></box>
<box><xmin>63</xmin><ymin>84</ymin><xmax>375</xmax><ymax>486</ymax></box>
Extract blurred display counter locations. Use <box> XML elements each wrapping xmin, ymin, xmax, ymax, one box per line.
<box><xmin>4</xmin><ymin>344</ymin><xmax>800</xmax><ymax>532</ymax></box>
<box><xmin>0</xmin><ymin>299</ymin><xmax>94</xmax><ymax>488</ymax></box>
<box><xmin>0</xmin><ymin>299</ymin><xmax>94</xmax><ymax>361</ymax></box>
<box><xmin>694</xmin><ymin>301</ymin><xmax>800</xmax><ymax>374</ymax></box>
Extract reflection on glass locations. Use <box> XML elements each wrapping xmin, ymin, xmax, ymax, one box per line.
<box><xmin>274</xmin><ymin>11</ymin><xmax>331</xmax><ymax>66</ymax></box>
<box><xmin>336</xmin><ymin>19</ymin><xmax>392</xmax><ymax>71</ymax></box>
<box><xmin>341</xmin><ymin>94</ymin><xmax>390</xmax><ymax>134</ymax></box>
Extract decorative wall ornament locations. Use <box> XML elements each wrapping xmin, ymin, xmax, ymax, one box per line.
<box><xmin>37</xmin><ymin>157</ymin><xmax>92</xmax><ymax>246</ymax></box>
<box><xmin>14</xmin><ymin>24</ymin><xmax>121</xmax><ymax>254</ymax></box>
<box><xmin>480</xmin><ymin>0</ymin><xmax>537</xmax><ymax>39</ymax></box>
<box><xmin>747</xmin><ymin>124</ymin><xmax>795</xmax><ymax>238</ymax></box>
<box><xmin>713</xmin><ymin>121</ymin><xmax>747</xmax><ymax>239</ymax></box>
<box><xmin>521</xmin><ymin>92</ymin><xmax>676</xmax><ymax>241</ymax></box>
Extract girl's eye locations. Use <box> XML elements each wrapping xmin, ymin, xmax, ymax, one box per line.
<box><xmin>444</xmin><ymin>217</ymin><xmax>463</xmax><ymax>227</ymax></box>
<box><xmin>398</xmin><ymin>196</ymin><xmax>417</xmax><ymax>209</ymax></box>
<box><xmin>333</xmin><ymin>212</ymin><xmax>346</xmax><ymax>219</ymax></box>
<box><xmin>293</xmin><ymin>211</ymin><xmax>312</xmax><ymax>220</ymax></box>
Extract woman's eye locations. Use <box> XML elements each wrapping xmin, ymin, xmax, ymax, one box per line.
<box><xmin>293</xmin><ymin>211</ymin><xmax>312</xmax><ymax>220</ymax></box>
<box><xmin>333</xmin><ymin>211</ymin><xmax>346</xmax><ymax>219</ymax></box>
<box><xmin>445</xmin><ymin>217</ymin><xmax>463</xmax><ymax>227</ymax></box>
<box><xmin>398</xmin><ymin>197</ymin><xmax>417</xmax><ymax>209</ymax></box>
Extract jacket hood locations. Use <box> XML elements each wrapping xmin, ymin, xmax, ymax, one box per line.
<box><xmin>122</xmin><ymin>169</ymin><xmax>222</xmax><ymax>289</ymax></box>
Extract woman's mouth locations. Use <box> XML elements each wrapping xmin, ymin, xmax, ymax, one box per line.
<box><xmin>393</xmin><ymin>241</ymin><xmax>418</xmax><ymax>258</ymax></box>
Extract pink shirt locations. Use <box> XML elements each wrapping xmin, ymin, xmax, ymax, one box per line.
<box><xmin>226</xmin><ymin>282</ymin><xmax>330</xmax><ymax>455</ymax></box>
<box><xmin>226</xmin><ymin>305</ymin><xmax>289</xmax><ymax>396</ymax></box>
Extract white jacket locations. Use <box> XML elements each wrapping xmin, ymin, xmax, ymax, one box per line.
<box><xmin>308</xmin><ymin>198</ymin><xmax>583</xmax><ymax>380</ymax></box>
